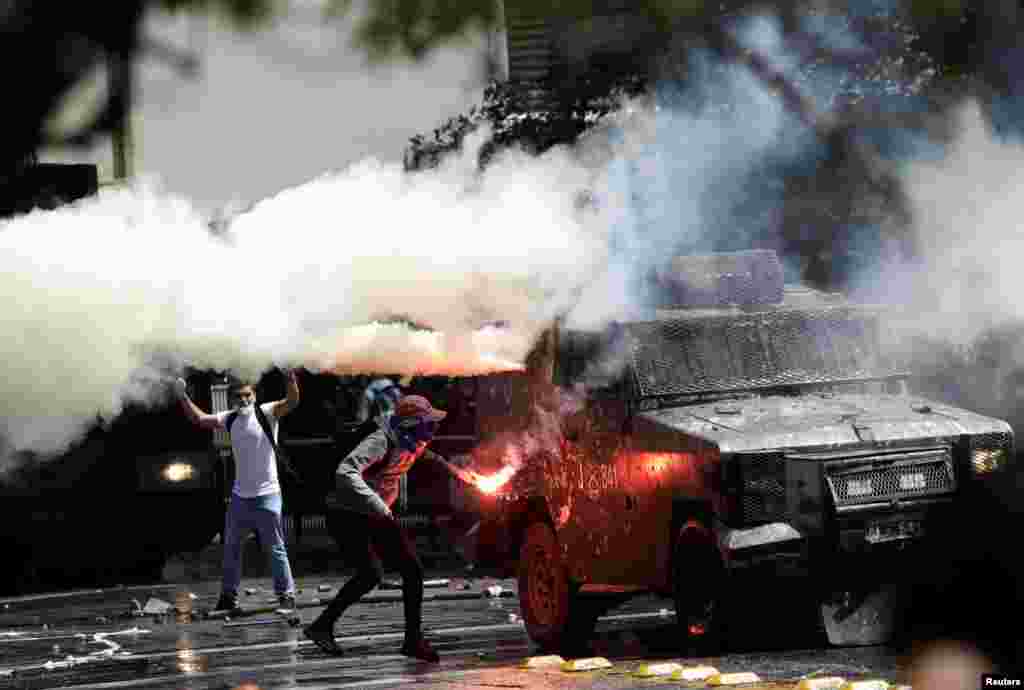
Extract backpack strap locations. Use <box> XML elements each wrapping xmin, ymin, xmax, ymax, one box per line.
<box><xmin>252</xmin><ymin>404</ymin><xmax>302</xmax><ymax>486</ymax></box>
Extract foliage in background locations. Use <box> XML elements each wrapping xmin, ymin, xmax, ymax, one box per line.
<box><xmin>406</xmin><ymin>72</ymin><xmax>648</xmax><ymax>170</ymax></box>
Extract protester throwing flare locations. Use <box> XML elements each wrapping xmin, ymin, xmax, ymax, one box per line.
<box><xmin>175</xmin><ymin>372</ymin><xmax>300</xmax><ymax>615</ymax></box>
<box><xmin>303</xmin><ymin>394</ymin><xmax>476</xmax><ymax>662</ymax></box>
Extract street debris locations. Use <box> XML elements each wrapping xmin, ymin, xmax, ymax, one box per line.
<box><xmin>484</xmin><ymin>585</ymin><xmax>504</xmax><ymax>598</ymax></box>
<box><xmin>424</xmin><ymin>579</ymin><xmax>450</xmax><ymax>588</ymax></box>
<box><xmin>798</xmin><ymin>678</ymin><xmax>848</xmax><ymax>690</ymax></box>
<box><xmin>244</xmin><ymin>588</ymin><xmax>257</xmax><ymax>596</ymax></box>
<box><xmin>561</xmin><ymin>657</ymin><xmax>612</xmax><ymax>672</ymax></box>
<box><xmin>224</xmin><ymin>616</ymin><xmax>300</xmax><ymax>628</ymax></box>
<box><xmin>142</xmin><ymin>598</ymin><xmax>172</xmax><ymax>615</ymax></box>
<box><xmin>634</xmin><ymin>662</ymin><xmax>684</xmax><ymax>678</ymax></box>
<box><xmin>709</xmin><ymin>672</ymin><xmax>762</xmax><ymax>685</ymax></box>
<box><xmin>520</xmin><ymin>655</ymin><xmax>565</xmax><ymax>669</ymax></box>
<box><xmin>317</xmin><ymin>585</ymin><xmax>332</xmax><ymax>593</ymax></box>
<box><xmin>507</xmin><ymin>613</ymin><xmax>519</xmax><ymax>623</ymax></box>
<box><xmin>840</xmin><ymin>682</ymin><xmax>891</xmax><ymax>690</ymax></box>
<box><xmin>671</xmin><ymin>666</ymin><xmax>719</xmax><ymax>682</ymax></box>
<box><xmin>128</xmin><ymin>599</ymin><xmax>144</xmax><ymax>617</ymax></box>
<box><xmin>27</xmin><ymin>628</ymin><xmax>151</xmax><ymax>673</ymax></box>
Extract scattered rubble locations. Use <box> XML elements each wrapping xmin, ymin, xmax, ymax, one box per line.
<box><xmin>141</xmin><ymin>598</ymin><xmax>172</xmax><ymax>616</ymax></box>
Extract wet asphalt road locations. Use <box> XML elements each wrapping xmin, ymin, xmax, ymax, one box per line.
<box><xmin>0</xmin><ymin>574</ymin><xmax>905</xmax><ymax>690</ymax></box>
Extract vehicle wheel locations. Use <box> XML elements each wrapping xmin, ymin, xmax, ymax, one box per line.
<box><xmin>518</xmin><ymin>522</ymin><xmax>571</xmax><ymax>649</ymax></box>
<box><xmin>673</xmin><ymin>538</ymin><xmax>728</xmax><ymax>653</ymax></box>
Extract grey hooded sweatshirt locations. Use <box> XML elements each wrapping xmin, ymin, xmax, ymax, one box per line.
<box><xmin>330</xmin><ymin>417</ymin><xmax>443</xmax><ymax>518</ymax></box>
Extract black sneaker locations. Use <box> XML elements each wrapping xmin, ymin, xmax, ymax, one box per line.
<box><xmin>400</xmin><ymin>636</ymin><xmax>440</xmax><ymax>663</ymax></box>
<box><xmin>213</xmin><ymin>593</ymin><xmax>243</xmax><ymax>616</ymax></box>
<box><xmin>303</xmin><ymin>625</ymin><xmax>343</xmax><ymax>656</ymax></box>
<box><xmin>276</xmin><ymin>594</ymin><xmax>297</xmax><ymax>615</ymax></box>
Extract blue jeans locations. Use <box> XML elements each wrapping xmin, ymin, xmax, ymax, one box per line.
<box><xmin>222</xmin><ymin>492</ymin><xmax>295</xmax><ymax>597</ymax></box>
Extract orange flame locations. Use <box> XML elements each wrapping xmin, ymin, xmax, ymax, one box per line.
<box><xmin>474</xmin><ymin>465</ymin><xmax>517</xmax><ymax>494</ymax></box>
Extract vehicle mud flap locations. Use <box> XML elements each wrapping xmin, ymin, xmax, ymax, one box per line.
<box><xmin>820</xmin><ymin>584</ymin><xmax>900</xmax><ymax>646</ymax></box>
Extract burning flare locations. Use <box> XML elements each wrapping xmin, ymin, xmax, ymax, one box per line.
<box><xmin>472</xmin><ymin>465</ymin><xmax>518</xmax><ymax>494</ymax></box>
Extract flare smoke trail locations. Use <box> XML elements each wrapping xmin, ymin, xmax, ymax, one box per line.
<box><xmin>0</xmin><ymin>133</ymin><xmax>607</xmax><ymax>456</ymax></box>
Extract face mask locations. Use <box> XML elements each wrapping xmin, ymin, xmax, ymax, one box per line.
<box><xmin>392</xmin><ymin>417</ymin><xmax>437</xmax><ymax>452</ymax></box>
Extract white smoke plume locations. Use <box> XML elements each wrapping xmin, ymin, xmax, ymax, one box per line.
<box><xmin>0</xmin><ymin>137</ymin><xmax>608</xmax><ymax>456</ymax></box>
<box><xmin>897</xmin><ymin>102</ymin><xmax>1024</xmax><ymax>344</ymax></box>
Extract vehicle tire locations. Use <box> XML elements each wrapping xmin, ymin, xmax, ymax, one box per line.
<box><xmin>673</xmin><ymin>536</ymin><xmax>729</xmax><ymax>654</ymax></box>
<box><xmin>518</xmin><ymin>521</ymin><xmax>572</xmax><ymax>650</ymax></box>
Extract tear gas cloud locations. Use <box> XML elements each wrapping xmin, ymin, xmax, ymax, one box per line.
<box><xmin>7</xmin><ymin>3</ymin><xmax>1024</xmax><ymax>462</ymax></box>
<box><xmin>893</xmin><ymin>103</ymin><xmax>1024</xmax><ymax>346</ymax></box>
<box><xmin>0</xmin><ymin>10</ymin><xmax>908</xmax><ymax>459</ymax></box>
<box><xmin>0</xmin><ymin>134</ymin><xmax>607</xmax><ymax>457</ymax></box>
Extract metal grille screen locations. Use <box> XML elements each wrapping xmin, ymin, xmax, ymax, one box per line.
<box><xmin>628</xmin><ymin>306</ymin><xmax>904</xmax><ymax>397</ymax></box>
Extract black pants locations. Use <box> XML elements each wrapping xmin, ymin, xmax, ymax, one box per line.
<box><xmin>314</xmin><ymin>509</ymin><xmax>425</xmax><ymax>637</ymax></box>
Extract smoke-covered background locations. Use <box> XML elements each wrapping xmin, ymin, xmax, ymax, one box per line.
<box><xmin>5</xmin><ymin>0</ymin><xmax>1024</xmax><ymax>471</ymax></box>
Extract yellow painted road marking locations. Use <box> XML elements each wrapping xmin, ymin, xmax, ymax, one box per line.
<box><xmin>634</xmin><ymin>662</ymin><xmax>684</xmax><ymax>678</ymax></box>
<box><xmin>797</xmin><ymin>678</ymin><xmax>847</xmax><ymax>690</ymax></box>
<box><xmin>671</xmin><ymin>665</ymin><xmax>720</xmax><ymax>682</ymax></box>
<box><xmin>561</xmin><ymin>657</ymin><xmax>613</xmax><ymax>672</ymax></box>
<box><xmin>840</xmin><ymin>682</ymin><xmax>891</xmax><ymax>690</ymax></box>
<box><xmin>709</xmin><ymin>671</ymin><xmax>763</xmax><ymax>685</ymax></box>
<box><xmin>520</xmin><ymin>655</ymin><xmax>565</xmax><ymax>669</ymax></box>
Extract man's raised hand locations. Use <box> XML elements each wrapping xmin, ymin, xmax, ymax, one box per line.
<box><xmin>174</xmin><ymin>377</ymin><xmax>188</xmax><ymax>400</ymax></box>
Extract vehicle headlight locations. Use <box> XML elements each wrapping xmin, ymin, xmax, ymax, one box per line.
<box><xmin>162</xmin><ymin>462</ymin><xmax>196</xmax><ymax>482</ymax></box>
<box><xmin>971</xmin><ymin>447</ymin><xmax>1008</xmax><ymax>475</ymax></box>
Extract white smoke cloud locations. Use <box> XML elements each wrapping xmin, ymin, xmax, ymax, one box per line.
<box><xmin>0</xmin><ymin>137</ymin><xmax>608</xmax><ymax>456</ymax></box>
<box><xmin>896</xmin><ymin>102</ymin><xmax>1024</xmax><ymax>345</ymax></box>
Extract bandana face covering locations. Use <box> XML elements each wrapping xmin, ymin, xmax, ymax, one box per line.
<box><xmin>391</xmin><ymin>417</ymin><xmax>438</xmax><ymax>452</ymax></box>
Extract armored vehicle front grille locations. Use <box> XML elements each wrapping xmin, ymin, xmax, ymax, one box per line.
<box><xmin>627</xmin><ymin>306</ymin><xmax>906</xmax><ymax>397</ymax></box>
<box><xmin>737</xmin><ymin>454</ymin><xmax>786</xmax><ymax>524</ymax></box>
<box><xmin>825</xmin><ymin>449</ymin><xmax>954</xmax><ymax>508</ymax></box>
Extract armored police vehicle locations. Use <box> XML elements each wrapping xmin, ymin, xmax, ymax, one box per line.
<box><xmin>473</xmin><ymin>250</ymin><xmax>1013</xmax><ymax>651</ymax></box>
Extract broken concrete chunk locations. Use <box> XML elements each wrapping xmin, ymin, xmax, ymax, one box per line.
<box><xmin>520</xmin><ymin>655</ymin><xmax>565</xmax><ymax>669</ymax></box>
<box><xmin>317</xmin><ymin>585</ymin><xmax>332</xmax><ymax>593</ymax></box>
<box><xmin>142</xmin><ymin>598</ymin><xmax>172</xmax><ymax>615</ymax></box>
<box><xmin>484</xmin><ymin>585</ymin><xmax>504</xmax><ymax>597</ymax></box>
<box><xmin>561</xmin><ymin>657</ymin><xmax>613</xmax><ymax>672</ymax></box>
<box><xmin>709</xmin><ymin>672</ymin><xmax>762</xmax><ymax>685</ymax></box>
<box><xmin>634</xmin><ymin>662</ymin><xmax>684</xmax><ymax>678</ymax></box>
<box><xmin>667</xmin><ymin>659</ymin><xmax>716</xmax><ymax>675</ymax></box>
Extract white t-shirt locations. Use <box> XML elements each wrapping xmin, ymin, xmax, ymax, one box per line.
<box><xmin>215</xmin><ymin>403</ymin><xmax>280</xmax><ymax>498</ymax></box>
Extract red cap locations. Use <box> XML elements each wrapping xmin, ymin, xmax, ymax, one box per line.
<box><xmin>395</xmin><ymin>395</ymin><xmax>447</xmax><ymax>422</ymax></box>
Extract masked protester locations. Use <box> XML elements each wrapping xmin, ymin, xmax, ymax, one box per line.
<box><xmin>357</xmin><ymin>377</ymin><xmax>402</xmax><ymax>423</ymax></box>
<box><xmin>175</xmin><ymin>373</ymin><xmax>300</xmax><ymax>615</ymax></box>
<box><xmin>304</xmin><ymin>394</ymin><xmax>474</xmax><ymax>662</ymax></box>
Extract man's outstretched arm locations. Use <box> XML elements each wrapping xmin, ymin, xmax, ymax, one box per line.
<box><xmin>175</xmin><ymin>378</ymin><xmax>224</xmax><ymax>431</ymax></box>
<box><xmin>269</xmin><ymin>369</ymin><xmax>301</xmax><ymax>419</ymax></box>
